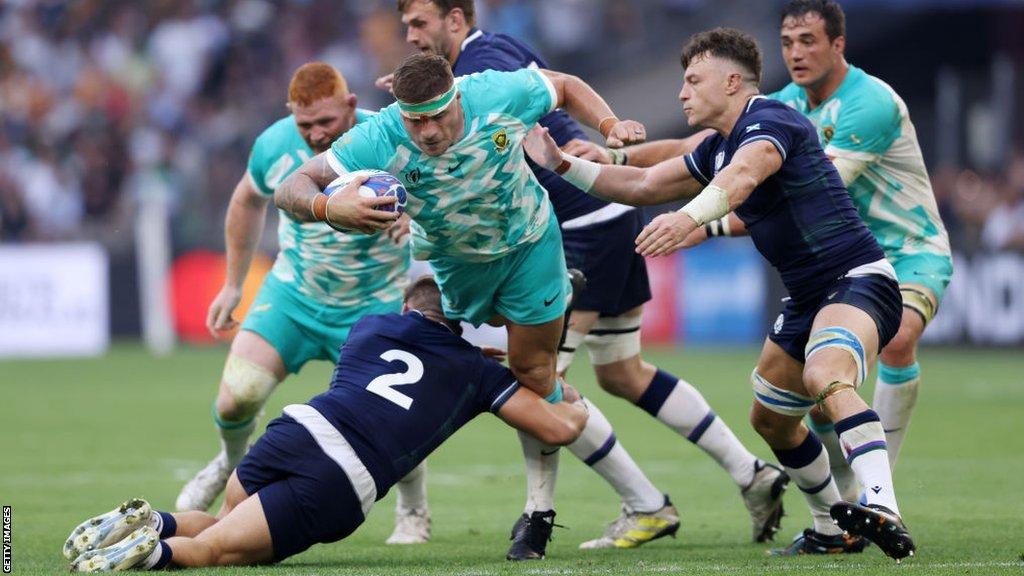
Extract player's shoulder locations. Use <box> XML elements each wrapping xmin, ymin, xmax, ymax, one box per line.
<box><xmin>742</xmin><ymin>96</ymin><xmax>810</xmax><ymax>130</ymax></box>
<box><xmin>333</xmin><ymin>105</ymin><xmax>402</xmax><ymax>160</ymax></box>
<box><xmin>457</xmin><ymin>29</ymin><xmax>536</xmax><ymax>73</ymax></box>
<box><xmin>252</xmin><ymin>115</ymin><xmax>301</xmax><ymax>155</ymax></box>
<box><xmin>834</xmin><ymin>66</ymin><xmax>901</xmax><ymax>126</ymax></box>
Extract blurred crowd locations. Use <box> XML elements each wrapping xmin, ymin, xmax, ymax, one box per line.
<box><xmin>0</xmin><ymin>0</ymin><xmax>1021</xmax><ymax>255</ymax></box>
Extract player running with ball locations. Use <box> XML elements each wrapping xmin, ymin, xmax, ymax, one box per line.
<box><xmin>385</xmin><ymin>0</ymin><xmax>789</xmax><ymax>556</ymax></box>
<box><xmin>525</xmin><ymin>28</ymin><xmax>916</xmax><ymax>561</ymax></box>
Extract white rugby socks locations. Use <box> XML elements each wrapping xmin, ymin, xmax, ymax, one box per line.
<box><xmin>637</xmin><ymin>371</ymin><xmax>758</xmax><ymax>487</ymax></box>
<box><xmin>395</xmin><ymin>461</ymin><xmax>428</xmax><ymax>513</ymax></box>
<box><xmin>566</xmin><ymin>398</ymin><xmax>665</xmax><ymax>512</ymax></box>
<box><xmin>835</xmin><ymin>410</ymin><xmax>900</xmax><ymax>515</ymax></box>
<box><xmin>519</xmin><ymin>430</ymin><xmax>559</xmax><ymax>514</ymax></box>
<box><xmin>873</xmin><ymin>362</ymin><xmax>921</xmax><ymax>467</ymax></box>
<box><xmin>772</xmin><ymin>431</ymin><xmax>843</xmax><ymax>535</ymax></box>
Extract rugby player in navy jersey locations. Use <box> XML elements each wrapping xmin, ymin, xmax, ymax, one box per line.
<box><xmin>525</xmin><ymin>28</ymin><xmax>915</xmax><ymax>561</ymax></box>
<box><xmin>61</xmin><ymin>276</ymin><xmax>589</xmax><ymax>572</ymax></box>
<box><xmin>380</xmin><ymin>0</ymin><xmax>789</xmax><ymax>557</ymax></box>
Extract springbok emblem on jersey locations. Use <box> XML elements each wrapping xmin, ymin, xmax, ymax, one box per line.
<box><xmin>492</xmin><ymin>128</ymin><xmax>509</xmax><ymax>153</ymax></box>
<box><xmin>823</xmin><ymin>125</ymin><xmax>836</xmax><ymax>145</ymax></box>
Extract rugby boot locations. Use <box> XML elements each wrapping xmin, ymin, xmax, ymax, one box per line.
<box><xmin>70</xmin><ymin>527</ymin><xmax>159</xmax><ymax>572</ymax></box>
<box><xmin>741</xmin><ymin>460</ymin><xmax>790</xmax><ymax>542</ymax></box>
<box><xmin>175</xmin><ymin>451</ymin><xmax>230</xmax><ymax>512</ymax></box>
<box><xmin>579</xmin><ymin>495</ymin><xmax>680</xmax><ymax>549</ymax></box>
<box><xmin>768</xmin><ymin>528</ymin><xmax>867</xmax><ymax>556</ymax></box>
<box><xmin>506</xmin><ymin>509</ymin><xmax>559</xmax><ymax>560</ymax></box>
<box><xmin>63</xmin><ymin>498</ymin><xmax>152</xmax><ymax>560</ymax></box>
<box><xmin>386</xmin><ymin>507</ymin><xmax>431</xmax><ymax>544</ymax></box>
<box><xmin>831</xmin><ymin>502</ymin><xmax>916</xmax><ymax>561</ymax></box>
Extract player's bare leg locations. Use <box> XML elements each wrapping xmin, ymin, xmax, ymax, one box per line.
<box><xmin>178</xmin><ymin>330</ymin><xmax>284</xmax><ymax>513</ymax></box>
<box><xmin>805</xmin><ymin>300</ymin><xmax>929</xmax><ymax>502</ymax></box>
<box><xmin>164</xmin><ymin>473</ymin><xmax>274</xmax><ymax>568</ymax></box>
<box><xmin>66</xmin><ymin>477</ymin><xmax>247</xmax><ymax>571</ymax></box>
<box><xmin>504</xmin><ymin>315</ymin><xmax>565</xmax><ymax>560</ymax></box>
<box><xmin>750</xmin><ymin>341</ymin><xmax>862</xmax><ymax>556</ymax></box>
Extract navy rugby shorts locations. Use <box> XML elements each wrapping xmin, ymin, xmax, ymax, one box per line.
<box><xmin>235</xmin><ymin>414</ymin><xmax>366</xmax><ymax>561</ymax></box>
<box><xmin>768</xmin><ymin>273</ymin><xmax>902</xmax><ymax>363</ymax></box>
<box><xmin>561</xmin><ymin>209</ymin><xmax>652</xmax><ymax>317</ymax></box>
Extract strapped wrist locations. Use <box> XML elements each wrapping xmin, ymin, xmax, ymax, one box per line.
<box><xmin>556</xmin><ymin>152</ymin><xmax>601</xmax><ymax>193</ymax></box>
<box><xmin>607</xmin><ymin>147</ymin><xmax>628</xmax><ymax>166</ymax></box>
<box><xmin>311</xmin><ymin>194</ymin><xmax>328</xmax><ymax>222</ymax></box>
<box><xmin>679</xmin><ymin>184</ymin><xmax>730</xmax><ymax>226</ymax></box>
<box><xmin>598</xmin><ymin>116</ymin><xmax>619</xmax><ymax>139</ymax></box>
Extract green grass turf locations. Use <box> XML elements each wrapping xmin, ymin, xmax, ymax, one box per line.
<box><xmin>2</xmin><ymin>344</ymin><xmax>1022</xmax><ymax>575</ymax></box>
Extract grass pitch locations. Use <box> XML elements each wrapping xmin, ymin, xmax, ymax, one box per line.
<box><xmin>2</xmin><ymin>344</ymin><xmax>1022</xmax><ymax>575</ymax></box>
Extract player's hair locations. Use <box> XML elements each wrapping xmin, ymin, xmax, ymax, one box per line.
<box><xmin>404</xmin><ymin>275</ymin><xmax>462</xmax><ymax>334</ymax></box>
<box><xmin>288</xmin><ymin>62</ymin><xmax>349</xmax><ymax>106</ymax></box>
<box><xmin>780</xmin><ymin>0</ymin><xmax>846</xmax><ymax>41</ymax></box>
<box><xmin>397</xmin><ymin>0</ymin><xmax>476</xmax><ymax>26</ymax></box>
<box><xmin>680</xmin><ymin>28</ymin><xmax>762</xmax><ymax>87</ymax></box>
<box><xmin>392</xmin><ymin>53</ymin><xmax>454</xmax><ymax>105</ymax></box>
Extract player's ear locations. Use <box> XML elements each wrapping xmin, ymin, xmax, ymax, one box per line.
<box><xmin>346</xmin><ymin>93</ymin><xmax>357</xmax><ymax>109</ymax></box>
<box><xmin>447</xmin><ymin>8</ymin><xmax>465</xmax><ymax>31</ymax></box>
<box><xmin>832</xmin><ymin>35</ymin><xmax>845</xmax><ymax>57</ymax></box>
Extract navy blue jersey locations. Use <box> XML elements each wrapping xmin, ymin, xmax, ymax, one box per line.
<box><xmin>684</xmin><ymin>96</ymin><xmax>884</xmax><ymax>306</ymax></box>
<box><xmin>453</xmin><ymin>28</ymin><xmax>609</xmax><ymax>222</ymax></box>
<box><xmin>306</xmin><ymin>311</ymin><xmax>518</xmax><ymax>497</ymax></box>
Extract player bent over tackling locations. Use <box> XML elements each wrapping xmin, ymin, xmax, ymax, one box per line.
<box><xmin>525</xmin><ymin>28</ymin><xmax>915</xmax><ymax>560</ymax></box>
<box><xmin>63</xmin><ymin>276</ymin><xmax>589</xmax><ymax>571</ymax></box>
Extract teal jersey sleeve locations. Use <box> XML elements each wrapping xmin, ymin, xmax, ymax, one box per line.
<box><xmin>461</xmin><ymin>68</ymin><xmax>557</xmax><ymax>127</ymax></box>
<box><xmin>246</xmin><ymin>116</ymin><xmax>312</xmax><ymax>197</ymax></box>
<box><xmin>328</xmin><ymin>110</ymin><xmax>400</xmax><ymax>174</ymax></box>
<box><xmin>826</xmin><ymin>77</ymin><xmax>901</xmax><ymax>158</ymax></box>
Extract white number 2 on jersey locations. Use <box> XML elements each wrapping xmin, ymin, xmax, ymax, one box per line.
<box><xmin>365</xmin><ymin>350</ymin><xmax>424</xmax><ymax>410</ymax></box>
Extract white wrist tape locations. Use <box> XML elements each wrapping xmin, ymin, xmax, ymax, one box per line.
<box><xmin>558</xmin><ymin>153</ymin><xmax>602</xmax><ymax>192</ymax></box>
<box><xmin>679</xmin><ymin>184</ymin><xmax>730</xmax><ymax>226</ymax></box>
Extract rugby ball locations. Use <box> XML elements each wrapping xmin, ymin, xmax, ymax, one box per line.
<box><xmin>323</xmin><ymin>169</ymin><xmax>407</xmax><ymax>228</ymax></box>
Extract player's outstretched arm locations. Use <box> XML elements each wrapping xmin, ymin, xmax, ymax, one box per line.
<box><xmin>524</xmin><ymin>125</ymin><xmax>702</xmax><ymax>206</ymax></box>
<box><xmin>562</xmin><ymin>131</ymin><xmax>715</xmax><ymax>168</ymax></box>
<box><xmin>496</xmin><ymin>385</ymin><xmax>588</xmax><ymax>446</ymax></box>
<box><xmin>208</xmin><ymin>176</ymin><xmax>271</xmax><ymax>335</ymax></box>
<box><xmin>635</xmin><ymin>140</ymin><xmax>781</xmax><ymax>257</ymax></box>
<box><xmin>539</xmin><ymin>69</ymin><xmax>645</xmax><ymax>148</ymax></box>
<box><xmin>274</xmin><ymin>152</ymin><xmax>398</xmax><ymax>233</ymax></box>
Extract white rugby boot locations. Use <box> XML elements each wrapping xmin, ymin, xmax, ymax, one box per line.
<box><xmin>741</xmin><ymin>460</ymin><xmax>790</xmax><ymax>542</ymax></box>
<box><xmin>385</xmin><ymin>508</ymin><xmax>431</xmax><ymax>544</ymax></box>
<box><xmin>579</xmin><ymin>496</ymin><xmax>680</xmax><ymax>549</ymax></box>
<box><xmin>70</xmin><ymin>527</ymin><xmax>159</xmax><ymax>572</ymax></box>
<box><xmin>175</xmin><ymin>451</ymin><xmax>230</xmax><ymax>512</ymax></box>
<box><xmin>63</xmin><ymin>499</ymin><xmax>152</xmax><ymax>561</ymax></box>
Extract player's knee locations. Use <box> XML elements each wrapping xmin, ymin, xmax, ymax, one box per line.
<box><xmin>804</xmin><ymin>326</ymin><xmax>868</xmax><ymax>389</ymax></box>
<box><xmin>219</xmin><ymin>355</ymin><xmax>279</xmax><ymax>423</ymax></box>
<box><xmin>593</xmin><ymin>359</ymin><xmax>653</xmax><ymax>403</ymax></box>
<box><xmin>750</xmin><ymin>405</ymin><xmax>787</xmax><ymax>443</ymax></box>
<box><xmin>509</xmin><ymin>359</ymin><xmax>556</xmax><ymax>396</ymax></box>
<box><xmin>750</xmin><ymin>368</ymin><xmax>814</xmax><ymax>444</ymax></box>
<box><xmin>880</xmin><ymin>325</ymin><xmax>918</xmax><ymax>366</ymax></box>
<box><xmin>801</xmin><ymin>362</ymin><xmax>841</xmax><ymax>396</ymax></box>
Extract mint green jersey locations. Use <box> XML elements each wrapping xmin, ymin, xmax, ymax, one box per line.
<box><xmin>769</xmin><ymin>65</ymin><xmax>951</xmax><ymax>260</ymax></box>
<box><xmin>327</xmin><ymin>68</ymin><xmax>559</xmax><ymax>263</ymax></box>
<box><xmin>246</xmin><ymin>110</ymin><xmax>410</xmax><ymax>309</ymax></box>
